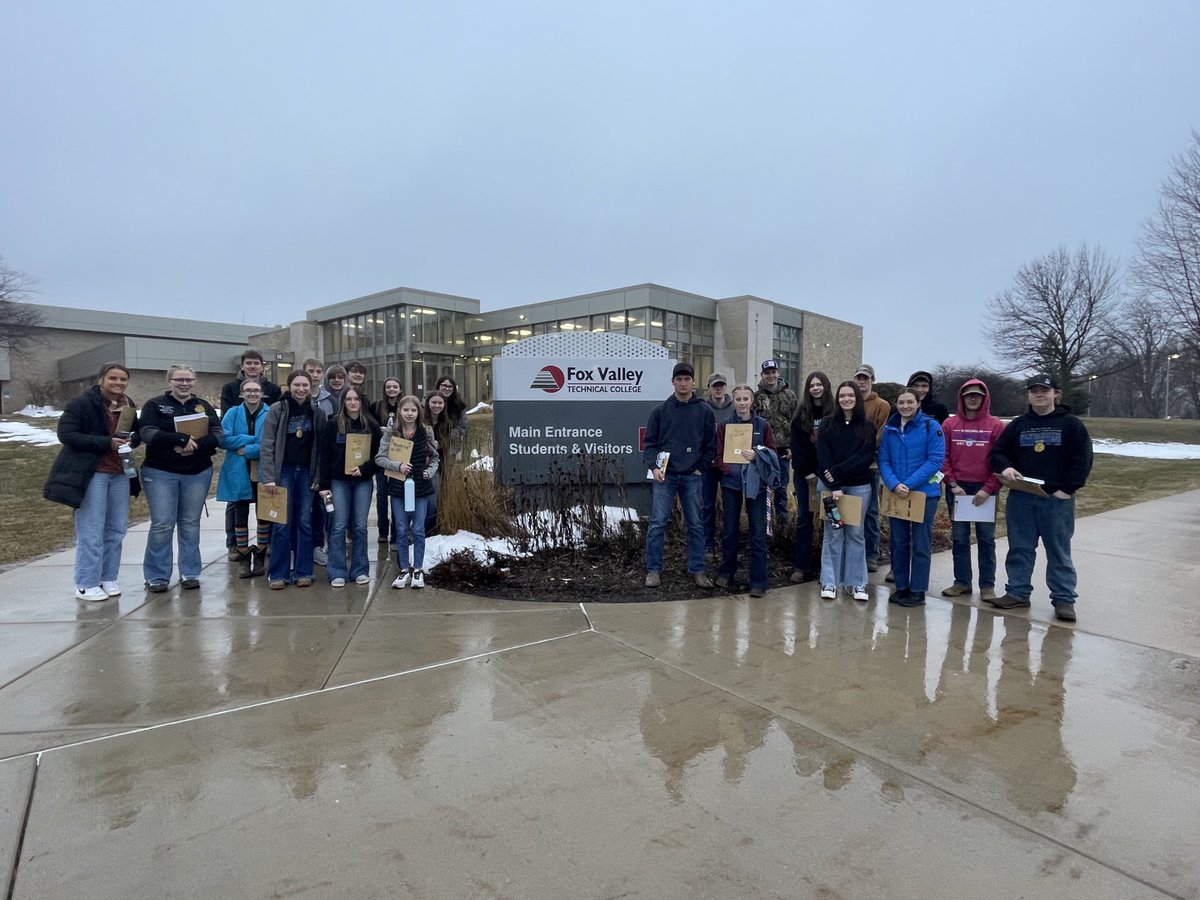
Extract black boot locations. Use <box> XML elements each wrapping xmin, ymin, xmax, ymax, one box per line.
<box><xmin>249</xmin><ymin>546</ymin><xmax>267</xmax><ymax>577</ymax></box>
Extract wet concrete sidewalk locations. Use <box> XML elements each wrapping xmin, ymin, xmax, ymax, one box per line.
<box><xmin>1</xmin><ymin>492</ymin><xmax>1198</xmax><ymax>899</ymax></box>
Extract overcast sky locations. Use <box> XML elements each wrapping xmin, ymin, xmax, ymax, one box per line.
<box><xmin>2</xmin><ymin>1</ymin><xmax>1197</xmax><ymax>386</ymax></box>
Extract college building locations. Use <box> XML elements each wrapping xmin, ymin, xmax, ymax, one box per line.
<box><xmin>302</xmin><ymin>282</ymin><xmax>862</xmax><ymax>404</ymax></box>
<box><xmin>2</xmin><ymin>283</ymin><xmax>862</xmax><ymax>411</ymax></box>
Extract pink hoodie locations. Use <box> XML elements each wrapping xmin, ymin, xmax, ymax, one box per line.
<box><xmin>941</xmin><ymin>378</ymin><xmax>1004</xmax><ymax>493</ymax></box>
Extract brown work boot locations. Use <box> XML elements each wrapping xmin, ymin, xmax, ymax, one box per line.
<box><xmin>789</xmin><ymin>569</ymin><xmax>816</xmax><ymax>584</ymax></box>
<box><xmin>645</xmin><ymin>571</ymin><xmax>661</xmax><ymax>588</ymax></box>
<box><xmin>979</xmin><ymin>586</ymin><xmax>997</xmax><ymax>601</ymax></box>
<box><xmin>941</xmin><ymin>583</ymin><xmax>971</xmax><ymax>597</ymax></box>
<box><xmin>693</xmin><ymin>572</ymin><xmax>714</xmax><ymax>588</ymax></box>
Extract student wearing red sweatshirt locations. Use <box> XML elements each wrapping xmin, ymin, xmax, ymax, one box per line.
<box><xmin>939</xmin><ymin>379</ymin><xmax>1005</xmax><ymax>601</ymax></box>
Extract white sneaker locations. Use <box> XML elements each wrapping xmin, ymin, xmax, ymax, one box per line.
<box><xmin>355</xmin><ymin>574</ymin><xmax>370</xmax><ymax>585</ymax></box>
<box><xmin>330</xmin><ymin>577</ymin><xmax>346</xmax><ymax>588</ymax></box>
<box><xmin>100</xmin><ymin>581</ymin><xmax>122</xmax><ymax>597</ymax></box>
<box><xmin>391</xmin><ymin>570</ymin><xmax>411</xmax><ymax>589</ymax></box>
<box><xmin>852</xmin><ymin>586</ymin><xmax>869</xmax><ymax>601</ymax></box>
<box><xmin>313</xmin><ymin>547</ymin><xmax>328</xmax><ymax>566</ymax></box>
<box><xmin>411</xmin><ymin>570</ymin><xmax>425</xmax><ymax>589</ymax></box>
<box><xmin>75</xmin><ymin>586</ymin><xmax>109</xmax><ymax>602</ymax></box>
<box><xmin>820</xmin><ymin>585</ymin><xmax>836</xmax><ymax>600</ymax></box>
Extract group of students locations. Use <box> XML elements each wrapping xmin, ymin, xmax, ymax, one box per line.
<box><xmin>43</xmin><ymin>351</ymin><xmax>468</xmax><ymax>600</ymax></box>
<box><xmin>646</xmin><ymin>360</ymin><xmax>1092</xmax><ymax>621</ymax></box>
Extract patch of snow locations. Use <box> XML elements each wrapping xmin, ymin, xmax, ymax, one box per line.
<box><xmin>1092</xmin><ymin>438</ymin><xmax>1200</xmax><ymax>460</ymax></box>
<box><xmin>466</xmin><ymin>455</ymin><xmax>493</xmax><ymax>471</ymax></box>
<box><xmin>19</xmin><ymin>405</ymin><xmax>62</xmax><ymax>418</ymax></box>
<box><xmin>466</xmin><ymin>402</ymin><xmax>492</xmax><ymax>415</ymax></box>
<box><xmin>0</xmin><ymin>422</ymin><xmax>60</xmax><ymax>447</ymax></box>
<box><xmin>425</xmin><ymin>505</ymin><xmax>639</xmax><ymax>567</ymax></box>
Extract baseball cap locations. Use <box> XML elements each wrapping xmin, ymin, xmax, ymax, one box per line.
<box><xmin>672</xmin><ymin>362</ymin><xmax>695</xmax><ymax>379</ymax></box>
<box><xmin>1025</xmin><ymin>373</ymin><xmax>1058</xmax><ymax>390</ymax></box>
<box><xmin>962</xmin><ymin>386</ymin><xmax>986</xmax><ymax>396</ymax></box>
<box><xmin>761</xmin><ymin>359</ymin><xmax>779</xmax><ymax>372</ymax></box>
<box><xmin>707</xmin><ymin>372</ymin><xmax>728</xmax><ymax>387</ymax></box>
<box><xmin>854</xmin><ymin>364</ymin><xmax>875</xmax><ymax>379</ymax></box>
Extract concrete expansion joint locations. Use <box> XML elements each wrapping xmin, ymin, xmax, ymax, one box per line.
<box><xmin>12</xmin><ymin>628</ymin><xmax>594</xmax><ymax>764</ymax></box>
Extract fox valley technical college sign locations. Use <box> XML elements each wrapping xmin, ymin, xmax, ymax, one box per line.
<box><xmin>492</xmin><ymin>332</ymin><xmax>675</xmax><ymax>485</ymax></box>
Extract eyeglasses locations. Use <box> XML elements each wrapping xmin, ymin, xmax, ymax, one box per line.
<box><xmin>171</xmin><ymin>378</ymin><xmax>196</xmax><ymax>383</ymax></box>
<box><xmin>241</xmin><ymin>389</ymin><xmax>262</xmax><ymax>395</ymax></box>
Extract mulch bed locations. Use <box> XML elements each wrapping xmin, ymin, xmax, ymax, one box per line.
<box><xmin>431</xmin><ymin>509</ymin><xmax>953</xmax><ymax>603</ymax></box>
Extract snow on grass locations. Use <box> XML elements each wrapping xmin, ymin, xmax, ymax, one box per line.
<box><xmin>1092</xmin><ymin>439</ymin><xmax>1200</xmax><ymax>460</ymax></box>
<box><xmin>19</xmin><ymin>406</ymin><xmax>62</xmax><ymax>418</ymax></box>
<box><xmin>0</xmin><ymin>421</ymin><xmax>60</xmax><ymax>447</ymax></box>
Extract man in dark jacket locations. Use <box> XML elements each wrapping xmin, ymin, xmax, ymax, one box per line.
<box><xmin>907</xmin><ymin>370</ymin><xmax>949</xmax><ymax>423</ymax></box>
<box><xmin>989</xmin><ymin>373</ymin><xmax>1093</xmax><ymax>622</ymax></box>
<box><xmin>702</xmin><ymin>372</ymin><xmax>735</xmax><ymax>555</ymax></box>
<box><xmin>220</xmin><ymin>349</ymin><xmax>282</xmax><ymax>555</ymax></box>
<box><xmin>643</xmin><ymin>363</ymin><xmax>716</xmax><ymax>588</ymax></box>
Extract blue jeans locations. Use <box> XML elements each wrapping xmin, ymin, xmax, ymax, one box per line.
<box><xmin>791</xmin><ymin>478</ymin><xmax>815</xmax><ymax>573</ymax></box>
<box><xmin>888</xmin><ymin>493</ymin><xmax>939</xmax><ymax>592</ymax></box>
<box><xmin>75</xmin><ymin>472</ymin><xmax>130</xmax><ymax>588</ymax></box>
<box><xmin>141</xmin><ymin>466</ymin><xmax>213</xmax><ymax>583</ymax></box>
<box><xmin>865</xmin><ymin>474</ymin><xmax>881</xmax><ymax>562</ymax></box>
<box><xmin>950</xmin><ymin>483</ymin><xmax>996</xmax><ymax>588</ymax></box>
<box><xmin>818</xmin><ymin>481</ymin><xmax>870</xmax><ymax>589</ymax></box>
<box><xmin>773</xmin><ymin>455</ymin><xmax>791</xmax><ymax>528</ymax></box>
<box><xmin>718</xmin><ymin>485</ymin><xmax>768</xmax><ymax>593</ymax></box>
<box><xmin>1004</xmin><ymin>490</ymin><xmax>1077</xmax><ymax>604</ymax></box>
<box><xmin>268</xmin><ymin>464</ymin><xmax>314</xmax><ymax>582</ymax></box>
<box><xmin>702</xmin><ymin>466</ymin><xmax>722</xmax><ymax>550</ymax></box>
<box><xmin>329</xmin><ymin>479</ymin><xmax>372</xmax><ymax>581</ymax></box>
<box><xmin>392</xmin><ymin>494</ymin><xmax>429</xmax><ymax>570</ymax></box>
<box><xmin>644</xmin><ymin>471</ymin><xmax>705</xmax><ymax>575</ymax></box>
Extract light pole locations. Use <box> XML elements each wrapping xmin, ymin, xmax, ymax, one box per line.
<box><xmin>1165</xmin><ymin>352</ymin><xmax>1181</xmax><ymax>419</ymax></box>
<box><xmin>1087</xmin><ymin>374</ymin><xmax>1098</xmax><ymax>416</ymax></box>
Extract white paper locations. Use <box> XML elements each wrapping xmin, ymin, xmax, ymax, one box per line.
<box><xmin>955</xmin><ymin>493</ymin><xmax>997</xmax><ymax>523</ymax></box>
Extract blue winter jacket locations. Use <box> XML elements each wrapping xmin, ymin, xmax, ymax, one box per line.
<box><xmin>878</xmin><ymin>409</ymin><xmax>946</xmax><ymax>499</ymax></box>
<box><xmin>216</xmin><ymin>403</ymin><xmax>269</xmax><ymax>501</ymax></box>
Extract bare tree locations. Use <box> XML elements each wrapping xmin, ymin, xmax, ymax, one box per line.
<box><xmin>1101</xmin><ymin>300</ymin><xmax>1178</xmax><ymax>417</ymax></box>
<box><xmin>0</xmin><ymin>256</ymin><xmax>42</xmax><ymax>353</ymax></box>
<box><xmin>1133</xmin><ymin>131</ymin><xmax>1200</xmax><ymax>360</ymax></box>
<box><xmin>985</xmin><ymin>244</ymin><xmax>1121</xmax><ymax>409</ymax></box>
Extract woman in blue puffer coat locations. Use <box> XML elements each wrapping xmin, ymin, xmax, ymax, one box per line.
<box><xmin>878</xmin><ymin>385</ymin><xmax>945</xmax><ymax>607</ymax></box>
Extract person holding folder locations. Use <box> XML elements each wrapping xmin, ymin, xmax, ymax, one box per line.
<box><xmin>317</xmin><ymin>387</ymin><xmax>380</xmax><ymax>587</ymax></box>
<box><xmin>815</xmin><ymin>382</ymin><xmax>876</xmax><ymax>601</ymax></box>
<box><xmin>259</xmin><ymin>370</ymin><xmax>327</xmax><ymax>589</ymax></box>
<box><xmin>878</xmin><ymin>386</ymin><xmax>946</xmax><ymax>607</ymax></box>
<box><xmin>376</xmin><ymin>395</ymin><xmax>439</xmax><ymax>590</ymax></box>
<box><xmin>217</xmin><ymin>379</ymin><xmax>271</xmax><ymax>578</ymax></box>
<box><xmin>940</xmin><ymin>379</ymin><xmax>1005</xmax><ymax>602</ymax></box>
<box><xmin>713</xmin><ymin>384</ymin><xmax>778</xmax><ymax>598</ymax></box>
<box><xmin>137</xmin><ymin>365</ymin><xmax>223</xmax><ymax>592</ymax></box>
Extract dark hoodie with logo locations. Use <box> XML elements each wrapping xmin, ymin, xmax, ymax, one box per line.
<box><xmin>941</xmin><ymin>379</ymin><xmax>1005</xmax><ymax>494</ymax></box>
<box><xmin>990</xmin><ymin>400</ymin><xmax>1093</xmax><ymax>496</ymax></box>
<box><xmin>907</xmin><ymin>370</ymin><xmax>949</xmax><ymax>423</ymax></box>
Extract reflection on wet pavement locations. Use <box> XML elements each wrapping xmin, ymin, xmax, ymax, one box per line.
<box><xmin>0</xmin><ymin>496</ymin><xmax>1197</xmax><ymax>898</ymax></box>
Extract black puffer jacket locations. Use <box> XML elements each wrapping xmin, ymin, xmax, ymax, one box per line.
<box><xmin>43</xmin><ymin>385</ymin><xmax>142</xmax><ymax>509</ymax></box>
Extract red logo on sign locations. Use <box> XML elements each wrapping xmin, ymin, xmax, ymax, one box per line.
<box><xmin>530</xmin><ymin>365</ymin><xmax>565</xmax><ymax>393</ymax></box>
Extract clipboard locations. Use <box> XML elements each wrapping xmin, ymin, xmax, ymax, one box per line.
<box><xmin>385</xmin><ymin>437</ymin><xmax>413</xmax><ymax>481</ymax></box>
<box><xmin>880</xmin><ymin>488</ymin><xmax>926</xmax><ymax>523</ymax></box>
<box><xmin>345</xmin><ymin>433</ymin><xmax>371</xmax><ymax>475</ymax></box>
<box><xmin>722</xmin><ymin>424</ymin><xmax>753</xmax><ymax>464</ymax></box>
<box><xmin>820</xmin><ymin>491</ymin><xmax>863</xmax><ymax>527</ymax></box>
<box><xmin>258</xmin><ymin>485</ymin><xmax>288</xmax><ymax>524</ymax></box>
<box><xmin>999</xmin><ymin>475</ymin><xmax>1047</xmax><ymax>496</ymax></box>
<box><xmin>173</xmin><ymin>413</ymin><xmax>209</xmax><ymax>439</ymax></box>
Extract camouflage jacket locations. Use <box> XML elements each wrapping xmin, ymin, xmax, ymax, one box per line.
<box><xmin>753</xmin><ymin>381</ymin><xmax>799</xmax><ymax>449</ymax></box>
